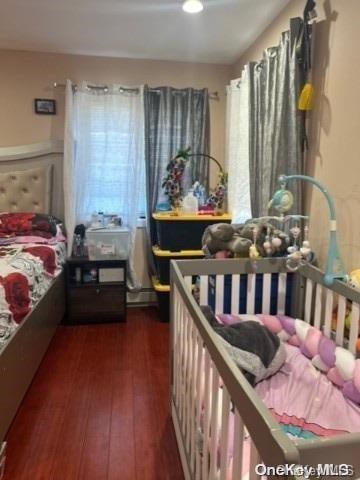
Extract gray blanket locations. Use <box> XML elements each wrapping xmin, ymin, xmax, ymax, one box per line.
<box><xmin>201</xmin><ymin>306</ymin><xmax>286</xmax><ymax>385</ymax></box>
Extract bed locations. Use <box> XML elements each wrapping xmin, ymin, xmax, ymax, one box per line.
<box><xmin>0</xmin><ymin>142</ymin><xmax>66</xmax><ymax>469</ymax></box>
<box><xmin>170</xmin><ymin>258</ymin><xmax>360</xmax><ymax>479</ymax></box>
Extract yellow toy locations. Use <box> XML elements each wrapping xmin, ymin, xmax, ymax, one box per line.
<box><xmin>347</xmin><ymin>269</ymin><xmax>360</xmax><ymax>290</ymax></box>
<box><xmin>331</xmin><ymin>269</ymin><xmax>360</xmax><ymax>353</ymax></box>
<box><xmin>249</xmin><ymin>226</ymin><xmax>261</xmax><ymax>260</ymax></box>
<box><xmin>249</xmin><ymin>244</ymin><xmax>260</xmax><ymax>260</ymax></box>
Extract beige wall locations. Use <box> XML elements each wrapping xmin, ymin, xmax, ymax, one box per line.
<box><xmin>0</xmin><ymin>49</ymin><xmax>231</xmax><ymax>184</ymax></box>
<box><xmin>232</xmin><ymin>0</ymin><xmax>360</xmax><ymax>273</ymax></box>
<box><xmin>232</xmin><ymin>0</ymin><xmax>304</xmax><ymax>76</ymax></box>
<box><xmin>4</xmin><ymin>0</ymin><xmax>360</xmax><ymax>276</ymax></box>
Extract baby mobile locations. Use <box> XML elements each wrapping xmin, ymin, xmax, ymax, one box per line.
<box><xmin>246</xmin><ymin>179</ymin><xmax>314</xmax><ymax>270</ymax></box>
<box><xmin>161</xmin><ymin>148</ymin><xmax>228</xmax><ymax>211</ymax></box>
<box><xmin>265</xmin><ymin>173</ymin><xmax>347</xmax><ymax>285</ymax></box>
<box><xmin>246</xmin><ymin>214</ymin><xmax>311</xmax><ymax>266</ymax></box>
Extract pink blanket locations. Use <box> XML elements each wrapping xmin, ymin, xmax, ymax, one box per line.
<box><xmin>256</xmin><ymin>343</ymin><xmax>360</xmax><ymax>437</ymax></box>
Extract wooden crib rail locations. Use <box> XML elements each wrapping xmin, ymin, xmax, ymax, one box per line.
<box><xmin>170</xmin><ymin>259</ymin><xmax>301</xmax><ymax>477</ymax></box>
<box><xmin>295</xmin><ymin>431</ymin><xmax>360</xmax><ymax>475</ymax></box>
<box><xmin>175</xmin><ymin>257</ymin><xmax>298</xmax><ymax>317</ymax></box>
<box><xmin>297</xmin><ymin>264</ymin><xmax>360</xmax><ymax>353</ymax></box>
<box><xmin>175</xmin><ymin>258</ymin><xmax>360</xmax><ymax>352</ymax></box>
<box><xmin>299</xmin><ymin>263</ymin><xmax>360</xmax><ymax>303</ymax></box>
<box><xmin>173</xmin><ymin>258</ymin><xmax>288</xmax><ymax>277</ymax></box>
<box><xmin>170</xmin><ymin>258</ymin><xmax>360</xmax><ymax>479</ymax></box>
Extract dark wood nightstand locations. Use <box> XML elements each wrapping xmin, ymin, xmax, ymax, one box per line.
<box><xmin>65</xmin><ymin>256</ymin><xmax>127</xmax><ymax>324</ymax></box>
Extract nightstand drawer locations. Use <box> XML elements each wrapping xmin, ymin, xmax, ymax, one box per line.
<box><xmin>68</xmin><ymin>285</ymin><xmax>125</xmax><ymax>319</ymax></box>
<box><xmin>99</xmin><ymin>267</ymin><xmax>124</xmax><ymax>283</ymax></box>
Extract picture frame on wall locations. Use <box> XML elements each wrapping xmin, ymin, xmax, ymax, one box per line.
<box><xmin>34</xmin><ymin>98</ymin><xmax>56</xmax><ymax>115</ymax></box>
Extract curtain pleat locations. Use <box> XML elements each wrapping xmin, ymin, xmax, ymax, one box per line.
<box><xmin>63</xmin><ymin>79</ymin><xmax>76</xmax><ymax>257</ymax></box>
<box><xmin>226</xmin><ymin>72</ymin><xmax>252</xmax><ymax>223</ymax></box>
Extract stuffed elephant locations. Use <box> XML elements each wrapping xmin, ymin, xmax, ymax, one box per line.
<box><xmin>201</xmin><ymin>222</ymin><xmax>288</xmax><ymax>258</ymax></box>
<box><xmin>201</xmin><ymin>223</ymin><xmax>250</xmax><ymax>257</ymax></box>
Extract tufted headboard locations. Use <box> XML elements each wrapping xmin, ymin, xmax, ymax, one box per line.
<box><xmin>0</xmin><ymin>141</ymin><xmax>63</xmax><ymax>218</ymax></box>
<box><xmin>0</xmin><ymin>165</ymin><xmax>53</xmax><ymax>214</ymax></box>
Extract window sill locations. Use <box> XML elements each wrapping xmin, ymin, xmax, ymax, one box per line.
<box><xmin>137</xmin><ymin>218</ymin><xmax>146</xmax><ymax>228</ymax></box>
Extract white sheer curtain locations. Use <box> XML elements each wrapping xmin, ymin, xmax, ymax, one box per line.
<box><xmin>63</xmin><ymin>80</ymin><xmax>145</xmax><ymax>290</ymax></box>
<box><xmin>226</xmin><ymin>68</ymin><xmax>252</xmax><ymax>224</ymax></box>
<box><xmin>63</xmin><ymin>80</ymin><xmax>76</xmax><ymax>257</ymax></box>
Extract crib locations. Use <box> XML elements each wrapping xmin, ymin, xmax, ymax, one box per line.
<box><xmin>170</xmin><ymin>258</ymin><xmax>360</xmax><ymax>480</ymax></box>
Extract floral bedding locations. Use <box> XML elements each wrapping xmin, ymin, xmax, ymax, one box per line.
<box><xmin>0</xmin><ymin>212</ymin><xmax>62</xmax><ymax>239</ymax></box>
<box><xmin>0</xmin><ymin>241</ymin><xmax>66</xmax><ymax>350</ymax></box>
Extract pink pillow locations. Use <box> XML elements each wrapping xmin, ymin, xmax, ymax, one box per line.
<box><xmin>278</xmin><ymin>315</ymin><xmax>296</xmax><ymax>335</ymax></box>
<box><xmin>312</xmin><ymin>354</ymin><xmax>330</xmax><ymax>372</ymax></box>
<box><xmin>327</xmin><ymin>367</ymin><xmax>345</xmax><ymax>387</ymax></box>
<box><xmin>343</xmin><ymin>381</ymin><xmax>360</xmax><ymax>404</ymax></box>
<box><xmin>257</xmin><ymin>315</ymin><xmax>282</xmax><ymax>334</ymax></box>
<box><xmin>304</xmin><ymin>327</ymin><xmax>322</xmax><ymax>357</ymax></box>
<box><xmin>319</xmin><ymin>336</ymin><xmax>336</xmax><ymax>367</ymax></box>
<box><xmin>354</xmin><ymin>360</ymin><xmax>360</xmax><ymax>392</ymax></box>
<box><xmin>288</xmin><ymin>335</ymin><xmax>301</xmax><ymax>347</ymax></box>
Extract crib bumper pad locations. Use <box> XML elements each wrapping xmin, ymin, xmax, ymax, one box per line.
<box><xmin>197</xmin><ymin>341</ymin><xmax>360</xmax><ymax>480</ymax></box>
<box><xmin>216</xmin><ymin>312</ymin><xmax>360</xmax><ymax>405</ymax></box>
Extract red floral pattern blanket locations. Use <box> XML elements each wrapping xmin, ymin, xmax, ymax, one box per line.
<box><xmin>0</xmin><ymin>212</ymin><xmax>61</xmax><ymax>239</ymax></box>
<box><xmin>0</xmin><ymin>242</ymin><xmax>65</xmax><ymax>348</ymax></box>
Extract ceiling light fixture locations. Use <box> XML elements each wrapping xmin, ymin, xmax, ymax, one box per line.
<box><xmin>182</xmin><ymin>0</ymin><xmax>204</xmax><ymax>14</ymax></box>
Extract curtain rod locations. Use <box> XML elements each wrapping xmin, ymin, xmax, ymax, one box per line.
<box><xmin>53</xmin><ymin>82</ymin><xmax>219</xmax><ymax>100</ymax></box>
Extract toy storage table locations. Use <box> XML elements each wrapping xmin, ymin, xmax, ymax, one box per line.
<box><xmin>152</xmin><ymin>212</ymin><xmax>231</xmax><ymax>251</ymax></box>
<box><xmin>152</xmin><ymin>212</ymin><xmax>231</xmax><ymax>321</ymax></box>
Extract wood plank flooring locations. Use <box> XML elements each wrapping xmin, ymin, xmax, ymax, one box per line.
<box><xmin>4</xmin><ymin>307</ymin><xmax>184</xmax><ymax>480</ymax></box>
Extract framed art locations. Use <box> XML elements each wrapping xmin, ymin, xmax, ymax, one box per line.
<box><xmin>34</xmin><ymin>98</ymin><xmax>56</xmax><ymax>115</ymax></box>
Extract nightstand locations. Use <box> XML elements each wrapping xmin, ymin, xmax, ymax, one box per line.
<box><xmin>65</xmin><ymin>256</ymin><xmax>127</xmax><ymax>324</ymax></box>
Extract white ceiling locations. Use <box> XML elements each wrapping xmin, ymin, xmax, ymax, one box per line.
<box><xmin>0</xmin><ymin>0</ymin><xmax>291</xmax><ymax>64</ymax></box>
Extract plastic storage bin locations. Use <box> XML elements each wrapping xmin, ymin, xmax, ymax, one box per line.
<box><xmin>86</xmin><ymin>227</ymin><xmax>130</xmax><ymax>260</ymax></box>
<box><xmin>153</xmin><ymin>212</ymin><xmax>231</xmax><ymax>251</ymax></box>
<box><xmin>152</xmin><ymin>246</ymin><xmax>204</xmax><ymax>284</ymax></box>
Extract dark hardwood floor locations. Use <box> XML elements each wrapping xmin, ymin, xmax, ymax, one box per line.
<box><xmin>4</xmin><ymin>307</ymin><xmax>184</xmax><ymax>480</ymax></box>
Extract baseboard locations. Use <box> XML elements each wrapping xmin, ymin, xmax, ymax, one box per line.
<box><xmin>127</xmin><ymin>288</ymin><xmax>157</xmax><ymax>306</ymax></box>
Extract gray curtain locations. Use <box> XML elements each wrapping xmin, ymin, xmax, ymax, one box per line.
<box><xmin>144</xmin><ymin>86</ymin><xmax>210</xmax><ymax>246</ymax></box>
<box><xmin>249</xmin><ymin>18</ymin><xmax>305</xmax><ymax>217</ymax></box>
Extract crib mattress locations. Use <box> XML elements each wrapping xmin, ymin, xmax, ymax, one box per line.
<box><xmin>256</xmin><ymin>342</ymin><xmax>360</xmax><ymax>438</ymax></box>
<box><xmin>215</xmin><ymin>312</ymin><xmax>360</xmax><ymax>437</ymax></box>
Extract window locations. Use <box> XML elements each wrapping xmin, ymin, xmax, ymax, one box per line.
<box><xmin>73</xmin><ymin>90</ymin><xmax>146</xmax><ymax>225</ymax></box>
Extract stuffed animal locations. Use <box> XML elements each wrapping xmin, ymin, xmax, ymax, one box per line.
<box><xmin>331</xmin><ymin>269</ymin><xmax>360</xmax><ymax>354</ymax></box>
<box><xmin>201</xmin><ymin>222</ymin><xmax>288</xmax><ymax>258</ymax></box>
<box><xmin>201</xmin><ymin>223</ymin><xmax>252</xmax><ymax>257</ymax></box>
<box><xmin>347</xmin><ymin>269</ymin><xmax>360</xmax><ymax>290</ymax></box>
